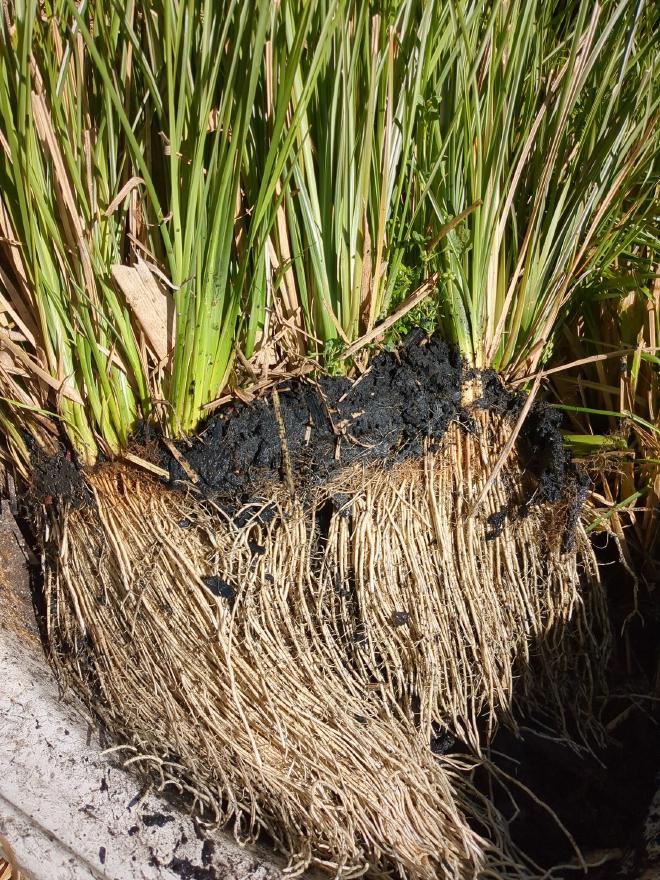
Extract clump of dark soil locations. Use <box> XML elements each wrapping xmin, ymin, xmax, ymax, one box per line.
<box><xmin>166</xmin><ymin>332</ymin><xmax>464</xmax><ymax>497</ymax></box>
<box><xmin>167</xmin><ymin>857</ymin><xmax>218</xmax><ymax>880</ymax></box>
<box><xmin>479</xmin><ymin>369</ymin><xmax>580</xmax><ymax>507</ymax></box>
<box><xmin>163</xmin><ymin>331</ymin><xmax>584</xmax><ymax>532</ymax></box>
<box><xmin>28</xmin><ymin>441</ymin><xmax>91</xmax><ymax>508</ymax></box>
<box><xmin>141</xmin><ymin>811</ymin><xmax>175</xmax><ymax>828</ymax></box>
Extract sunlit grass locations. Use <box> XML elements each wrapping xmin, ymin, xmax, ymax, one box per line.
<box><xmin>0</xmin><ymin>0</ymin><xmax>657</xmax><ymax>460</ymax></box>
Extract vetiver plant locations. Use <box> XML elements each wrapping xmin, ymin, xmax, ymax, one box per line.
<box><xmin>0</xmin><ymin>0</ymin><xmax>658</xmax><ymax>876</ymax></box>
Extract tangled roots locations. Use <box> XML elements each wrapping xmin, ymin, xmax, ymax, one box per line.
<box><xmin>314</xmin><ymin>411</ymin><xmax>607</xmax><ymax>747</ymax></box>
<box><xmin>43</xmin><ymin>410</ymin><xmax>608</xmax><ymax>877</ymax></box>
<box><xmin>45</xmin><ymin>469</ymin><xmax>498</xmax><ymax>878</ymax></box>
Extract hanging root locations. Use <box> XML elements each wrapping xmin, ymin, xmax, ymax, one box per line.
<box><xmin>42</xmin><ymin>407</ymin><xmax>609</xmax><ymax>877</ymax></box>
<box><xmin>45</xmin><ymin>468</ymin><xmax>509</xmax><ymax>878</ymax></box>
<box><xmin>313</xmin><ymin>411</ymin><xmax>609</xmax><ymax>748</ymax></box>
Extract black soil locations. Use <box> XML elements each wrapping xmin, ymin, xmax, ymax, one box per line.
<box><xmin>487</xmin><ymin>551</ymin><xmax>660</xmax><ymax>877</ymax></box>
<box><xmin>29</xmin><ymin>441</ymin><xmax>91</xmax><ymax>508</ymax></box>
<box><xmin>141</xmin><ymin>812</ymin><xmax>175</xmax><ymax>828</ymax></box>
<box><xmin>166</xmin><ymin>331</ymin><xmax>466</xmax><ymax>497</ymax></box>
<box><xmin>161</xmin><ymin>331</ymin><xmax>582</xmax><ymax>537</ymax></box>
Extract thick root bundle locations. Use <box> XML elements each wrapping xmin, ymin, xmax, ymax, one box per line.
<box><xmin>46</xmin><ymin>469</ymin><xmax>502</xmax><ymax>878</ymax></box>
<box><xmin>312</xmin><ymin>411</ymin><xmax>607</xmax><ymax>746</ymax></box>
<box><xmin>43</xmin><ymin>407</ymin><xmax>608</xmax><ymax>877</ymax></box>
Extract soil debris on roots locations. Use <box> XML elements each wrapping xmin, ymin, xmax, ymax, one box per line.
<box><xmin>36</xmin><ymin>331</ymin><xmax>610</xmax><ymax>878</ymax></box>
<box><xmin>164</xmin><ymin>333</ymin><xmax>583</xmax><ymax>535</ymax></box>
<box><xmin>29</xmin><ymin>442</ymin><xmax>91</xmax><ymax>508</ymax></box>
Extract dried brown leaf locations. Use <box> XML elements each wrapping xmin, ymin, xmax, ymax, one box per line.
<box><xmin>111</xmin><ymin>261</ymin><xmax>174</xmax><ymax>363</ymax></box>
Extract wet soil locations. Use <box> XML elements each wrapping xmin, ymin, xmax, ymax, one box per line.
<box><xmin>156</xmin><ymin>331</ymin><xmax>584</xmax><ymax>538</ymax></box>
<box><xmin>486</xmin><ymin>708</ymin><xmax>660</xmax><ymax>875</ymax></box>
<box><xmin>166</xmin><ymin>331</ymin><xmax>465</xmax><ymax>495</ymax></box>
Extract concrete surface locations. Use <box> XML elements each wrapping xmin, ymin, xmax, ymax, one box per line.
<box><xmin>0</xmin><ymin>502</ymin><xmax>284</xmax><ymax>880</ymax></box>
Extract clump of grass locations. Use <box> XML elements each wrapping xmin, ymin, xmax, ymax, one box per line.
<box><xmin>0</xmin><ymin>0</ymin><xmax>340</xmax><ymax>457</ymax></box>
<box><xmin>267</xmin><ymin>0</ymin><xmax>660</xmax><ymax>384</ymax></box>
<box><xmin>1</xmin><ymin>1</ymin><xmax>657</xmax><ymax>460</ymax></box>
<box><xmin>0</xmin><ymin>2</ymin><xmax>658</xmax><ymax>876</ymax></box>
<box><xmin>402</xmin><ymin>0</ymin><xmax>659</xmax><ymax>377</ymax></box>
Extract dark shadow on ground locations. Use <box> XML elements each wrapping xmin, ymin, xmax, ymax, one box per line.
<box><xmin>479</xmin><ymin>536</ymin><xmax>660</xmax><ymax>877</ymax></box>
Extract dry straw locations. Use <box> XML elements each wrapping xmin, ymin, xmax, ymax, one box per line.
<box><xmin>0</xmin><ymin>860</ymin><xmax>28</xmax><ymax>880</ymax></box>
<box><xmin>43</xmin><ymin>406</ymin><xmax>607</xmax><ymax>877</ymax></box>
<box><xmin>314</xmin><ymin>410</ymin><xmax>607</xmax><ymax>748</ymax></box>
<box><xmin>0</xmin><ymin>848</ymin><xmax>30</xmax><ymax>880</ymax></box>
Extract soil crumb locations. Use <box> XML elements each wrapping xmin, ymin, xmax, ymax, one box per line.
<box><xmin>142</xmin><ymin>811</ymin><xmax>174</xmax><ymax>828</ymax></box>
<box><xmin>167</xmin><ymin>856</ymin><xmax>218</xmax><ymax>880</ymax></box>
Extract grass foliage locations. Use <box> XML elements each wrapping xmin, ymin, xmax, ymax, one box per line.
<box><xmin>0</xmin><ymin>0</ymin><xmax>658</xmax><ymax>464</ymax></box>
<box><xmin>551</xmin><ymin>231</ymin><xmax>660</xmax><ymax>563</ymax></box>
